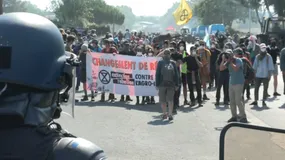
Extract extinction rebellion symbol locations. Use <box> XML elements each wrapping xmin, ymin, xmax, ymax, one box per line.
<box><xmin>180</xmin><ymin>9</ymin><xmax>189</xmax><ymax>21</ymax></box>
<box><xmin>99</xmin><ymin>70</ymin><xmax>111</xmax><ymax>84</ymax></box>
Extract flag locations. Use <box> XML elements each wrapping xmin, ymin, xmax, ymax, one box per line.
<box><xmin>173</xmin><ymin>0</ymin><xmax>193</xmax><ymax>26</ymax></box>
<box><xmin>203</xmin><ymin>28</ymin><xmax>210</xmax><ymax>48</ymax></box>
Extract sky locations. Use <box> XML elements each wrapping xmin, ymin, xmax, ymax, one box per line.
<box><xmin>25</xmin><ymin>0</ymin><xmax>181</xmax><ymax>16</ymax></box>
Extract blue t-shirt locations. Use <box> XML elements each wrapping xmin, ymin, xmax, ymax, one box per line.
<box><xmin>227</xmin><ymin>58</ymin><xmax>245</xmax><ymax>85</ymax></box>
<box><xmin>92</xmin><ymin>47</ymin><xmax>102</xmax><ymax>52</ymax></box>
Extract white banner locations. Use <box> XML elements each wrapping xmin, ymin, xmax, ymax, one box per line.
<box><xmin>86</xmin><ymin>53</ymin><xmax>161</xmax><ymax>96</ymax></box>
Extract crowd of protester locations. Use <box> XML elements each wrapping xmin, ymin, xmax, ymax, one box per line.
<box><xmin>60</xmin><ymin>28</ymin><xmax>285</xmax><ymax>123</ymax></box>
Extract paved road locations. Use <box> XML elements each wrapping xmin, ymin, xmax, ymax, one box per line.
<box><xmin>58</xmin><ymin>73</ymin><xmax>285</xmax><ymax>160</ymax></box>
<box><xmin>58</xmin><ymin>51</ymin><xmax>285</xmax><ymax>159</ymax></box>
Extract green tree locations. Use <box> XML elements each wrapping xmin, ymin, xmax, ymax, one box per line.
<box><xmin>3</xmin><ymin>0</ymin><xmax>27</xmax><ymax>13</ymax></box>
<box><xmin>195</xmin><ymin>0</ymin><xmax>248</xmax><ymax>27</ymax></box>
<box><xmin>116</xmin><ymin>5</ymin><xmax>136</xmax><ymax>28</ymax></box>
<box><xmin>3</xmin><ymin>0</ymin><xmax>48</xmax><ymax>16</ymax></box>
<box><xmin>237</xmin><ymin>0</ymin><xmax>263</xmax><ymax>28</ymax></box>
<box><xmin>267</xmin><ymin>0</ymin><xmax>285</xmax><ymax>16</ymax></box>
<box><xmin>52</xmin><ymin>0</ymin><xmax>125</xmax><ymax>27</ymax></box>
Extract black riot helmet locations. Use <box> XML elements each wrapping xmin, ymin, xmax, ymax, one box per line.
<box><xmin>0</xmin><ymin>13</ymin><xmax>79</xmax><ymax>125</ymax></box>
<box><xmin>0</xmin><ymin>12</ymin><xmax>76</xmax><ymax>91</ymax></box>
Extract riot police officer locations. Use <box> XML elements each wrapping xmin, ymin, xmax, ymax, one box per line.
<box><xmin>0</xmin><ymin>13</ymin><xmax>107</xmax><ymax>160</ymax></box>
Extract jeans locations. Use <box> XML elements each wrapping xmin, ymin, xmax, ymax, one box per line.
<box><xmin>254</xmin><ymin>78</ymin><xmax>269</xmax><ymax>101</ymax></box>
<box><xmin>216</xmin><ymin>71</ymin><xmax>230</xmax><ymax>102</ymax></box>
<box><xmin>187</xmin><ymin>71</ymin><xmax>202</xmax><ymax>103</ymax></box>
<box><xmin>174</xmin><ymin>85</ymin><xmax>181</xmax><ymax>110</ymax></box>
<box><xmin>229</xmin><ymin>84</ymin><xmax>246</xmax><ymax>118</ymax></box>
<box><xmin>210</xmin><ymin>65</ymin><xmax>218</xmax><ymax>87</ymax></box>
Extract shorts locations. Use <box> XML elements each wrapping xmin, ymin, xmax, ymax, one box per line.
<box><xmin>158</xmin><ymin>87</ymin><xmax>175</xmax><ymax>103</ymax></box>
<box><xmin>181</xmin><ymin>73</ymin><xmax>187</xmax><ymax>85</ymax></box>
<box><xmin>273</xmin><ymin>64</ymin><xmax>278</xmax><ymax>76</ymax></box>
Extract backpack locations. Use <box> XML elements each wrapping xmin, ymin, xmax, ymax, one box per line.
<box><xmin>242</xmin><ymin>58</ymin><xmax>255</xmax><ymax>82</ymax></box>
<box><xmin>160</xmin><ymin>60</ymin><xmax>176</xmax><ymax>87</ymax></box>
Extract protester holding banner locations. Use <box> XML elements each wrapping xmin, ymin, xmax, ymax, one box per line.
<box><xmin>100</xmin><ymin>38</ymin><xmax>118</xmax><ymax>102</ymax></box>
<box><xmin>119</xmin><ymin>41</ymin><xmax>135</xmax><ymax>102</ymax></box>
<box><xmin>136</xmin><ymin>46</ymin><xmax>147</xmax><ymax>104</ymax></box>
<box><xmin>142</xmin><ymin>48</ymin><xmax>156</xmax><ymax>104</ymax></box>
<box><xmin>79</xmin><ymin>44</ymin><xmax>95</xmax><ymax>101</ymax></box>
<box><xmin>156</xmin><ymin>49</ymin><xmax>179</xmax><ymax>121</ymax></box>
<box><xmin>90</xmin><ymin>39</ymin><xmax>102</xmax><ymax>52</ymax></box>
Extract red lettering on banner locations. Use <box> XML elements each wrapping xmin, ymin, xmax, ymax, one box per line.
<box><xmin>92</xmin><ymin>58</ymin><xmax>136</xmax><ymax>70</ymax></box>
<box><xmin>149</xmin><ymin>62</ymin><xmax>158</xmax><ymax>70</ymax></box>
<box><xmin>139</xmin><ymin>62</ymin><xmax>148</xmax><ymax>70</ymax></box>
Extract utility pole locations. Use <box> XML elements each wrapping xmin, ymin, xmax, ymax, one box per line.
<box><xmin>0</xmin><ymin>0</ymin><xmax>3</xmax><ymax>15</ymax></box>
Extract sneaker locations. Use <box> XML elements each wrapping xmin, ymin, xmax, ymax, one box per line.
<box><xmin>273</xmin><ymin>92</ymin><xmax>281</xmax><ymax>96</ymax></box>
<box><xmin>168</xmin><ymin>115</ymin><xmax>173</xmax><ymax>121</ymax></box>
<box><xmin>227</xmin><ymin>117</ymin><xmax>238</xmax><ymax>123</ymax></box>
<box><xmin>91</xmin><ymin>96</ymin><xmax>95</xmax><ymax>102</ymax></box>
<box><xmin>190</xmin><ymin>101</ymin><xmax>196</xmax><ymax>106</ymax></box>
<box><xmin>215</xmin><ymin>101</ymin><xmax>220</xmax><ymax>106</ymax></box>
<box><xmin>126</xmin><ymin>96</ymin><xmax>133</xmax><ymax>101</ymax></box>
<box><xmin>81</xmin><ymin>96</ymin><xmax>88</xmax><ymax>101</ymax></box>
<box><xmin>184</xmin><ymin>100</ymin><xmax>189</xmax><ymax>105</ymax></box>
<box><xmin>239</xmin><ymin>117</ymin><xmax>248</xmax><ymax>123</ymax></box>
<box><xmin>262</xmin><ymin>101</ymin><xmax>267</xmax><ymax>106</ymax></box>
<box><xmin>198</xmin><ymin>103</ymin><xmax>203</xmax><ymax>107</ymax></box>
<box><xmin>203</xmin><ymin>94</ymin><xmax>210</xmax><ymax>100</ymax></box>
<box><xmin>162</xmin><ymin>114</ymin><xmax>168</xmax><ymax>120</ymax></box>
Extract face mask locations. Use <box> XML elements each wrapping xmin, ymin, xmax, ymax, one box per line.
<box><xmin>148</xmin><ymin>53</ymin><xmax>153</xmax><ymax>56</ymax></box>
<box><xmin>260</xmin><ymin>48</ymin><xmax>267</xmax><ymax>52</ymax></box>
<box><xmin>191</xmin><ymin>51</ymin><xmax>196</xmax><ymax>56</ymax></box>
<box><xmin>180</xmin><ymin>46</ymin><xmax>184</xmax><ymax>51</ymax></box>
<box><xmin>137</xmin><ymin>52</ymin><xmax>143</xmax><ymax>56</ymax></box>
<box><xmin>164</xmin><ymin>54</ymin><xmax>171</xmax><ymax>60</ymax></box>
<box><xmin>211</xmin><ymin>45</ymin><xmax>215</xmax><ymax>48</ymax></box>
<box><xmin>102</xmin><ymin>45</ymin><xmax>106</xmax><ymax>48</ymax></box>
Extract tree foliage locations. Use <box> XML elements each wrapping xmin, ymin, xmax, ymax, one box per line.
<box><xmin>3</xmin><ymin>0</ymin><xmax>48</xmax><ymax>15</ymax></box>
<box><xmin>52</xmin><ymin>0</ymin><xmax>125</xmax><ymax>28</ymax></box>
<box><xmin>116</xmin><ymin>5</ymin><xmax>136</xmax><ymax>28</ymax></box>
<box><xmin>195</xmin><ymin>0</ymin><xmax>248</xmax><ymax>27</ymax></box>
<box><xmin>267</xmin><ymin>0</ymin><xmax>285</xmax><ymax>17</ymax></box>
